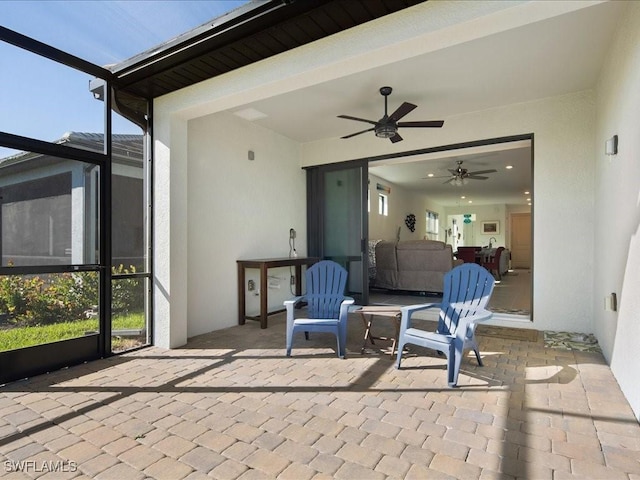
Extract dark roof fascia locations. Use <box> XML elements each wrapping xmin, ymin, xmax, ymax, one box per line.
<box><xmin>111</xmin><ymin>0</ymin><xmax>320</xmax><ymax>91</ymax></box>
<box><xmin>0</xmin><ymin>26</ymin><xmax>112</xmax><ymax>80</ymax></box>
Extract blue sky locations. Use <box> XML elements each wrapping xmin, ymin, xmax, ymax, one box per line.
<box><xmin>0</xmin><ymin>1</ymin><xmax>249</xmax><ymax>156</ymax></box>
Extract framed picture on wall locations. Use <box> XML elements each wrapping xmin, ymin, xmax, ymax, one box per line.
<box><xmin>481</xmin><ymin>221</ymin><xmax>499</xmax><ymax>234</ymax></box>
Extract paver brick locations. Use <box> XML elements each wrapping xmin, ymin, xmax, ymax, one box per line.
<box><xmin>280</xmin><ymin>423</ymin><xmax>322</xmax><ymax>445</ymax></box>
<box><xmin>144</xmin><ymin>456</ymin><xmax>193</xmax><ymax>480</ymax></box>
<box><xmin>118</xmin><ymin>444</ymin><xmax>165</xmax><ymax>470</ymax></box>
<box><xmin>224</xmin><ymin>423</ymin><xmax>264</xmax><ymax>443</ymax></box>
<box><xmin>244</xmin><ymin>448</ymin><xmax>290</xmax><ymax>476</ymax></box>
<box><xmin>333</xmin><ymin>461</ymin><xmax>386</xmax><ymax>480</ymax></box>
<box><xmin>57</xmin><ymin>441</ymin><xmax>102</xmax><ymax>464</ymax></box>
<box><xmin>278</xmin><ymin>462</ymin><xmax>317</xmax><ymax>480</ymax></box>
<box><xmin>95</xmin><ymin>461</ymin><xmax>146</xmax><ymax>480</ymax></box>
<box><xmin>274</xmin><ymin>439</ymin><xmax>318</xmax><ymax>464</ymax></box>
<box><xmin>179</xmin><ymin>446</ymin><xmax>226</xmax><ymax>473</ymax></box>
<box><xmin>209</xmin><ymin>459</ymin><xmax>248</xmax><ymax>480</ymax></box>
<box><xmin>430</xmin><ymin>453</ymin><xmax>482</xmax><ymax>479</ymax></box>
<box><xmin>335</xmin><ymin>443</ymin><xmax>382</xmax><ymax>469</ymax></box>
<box><xmin>78</xmin><ymin>452</ymin><xmax>119</xmax><ymax>478</ymax></box>
<box><xmin>222</xmin><ymin>441</ymin><xmax>257</xmax><ymax>462</ymax></box>
<box><xmin>101</xmin><ymin>436</ymin><xmax>139</xmax><ymax>457</ymax></box>
<box><xmin>153</xmin><ymin>435</ymin><xmax>197</xmax><ymax>459</ymax></box>
<box><xmin>309</xmin><ymin>452</ymin><xmax>345</xmax><ymax>475</ymax></box>
<box><xmin>374</xmin><ymin>454</ymin><xmax>412</xmax><ymax>478</ymax></box>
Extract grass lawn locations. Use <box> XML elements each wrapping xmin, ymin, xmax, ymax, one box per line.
<box><xmin>0</xmin><ymin>312</ymin><xmax>145</xmax><ymax>352</ymax></box>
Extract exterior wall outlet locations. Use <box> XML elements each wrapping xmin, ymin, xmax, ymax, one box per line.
<box><xmin>605</xmin><ymin>293</ymin><xmax>618</xmax><ymax>311</ymax></box>
<box><xmin>610</xmin><ymin>292</ymin><xmax>617</xmax><ymax>312</ymax></box>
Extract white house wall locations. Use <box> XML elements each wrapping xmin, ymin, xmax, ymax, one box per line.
<box><xmin>368</xmin><ymin>173</ymin><xmax>447</xmax><ymax>243</ymax></box>
<box><xmin>186</xmin><ymin>112</ymin><xmax>306</xmax><ymax>337</ymax></box>
<box><xmin>595</xmin><ymin>1</ymin><xmax>640</xmax><ymax>421</ymax></box>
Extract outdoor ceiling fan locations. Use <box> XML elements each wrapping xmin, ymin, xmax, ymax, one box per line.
<box><xmin>424</xmin><ymin>160</ymin><xmax>497</xmax><ymax>186</ymax></box>
<box><xmin>337</xmin><ymin>86</ymin><xmax>444</xmax><ymax>143</ymax></box>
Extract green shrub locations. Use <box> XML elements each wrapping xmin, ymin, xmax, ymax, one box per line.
<box><xmin>0</xmin><ymin>265</ymin><xmax>143</xmax><ymax>327</ymax></box>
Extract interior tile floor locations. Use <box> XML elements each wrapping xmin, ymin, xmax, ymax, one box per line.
<box><xmin>1</xmin><ymin>311</ymin><xmax>638</xmax><ymax>480</ymax></box>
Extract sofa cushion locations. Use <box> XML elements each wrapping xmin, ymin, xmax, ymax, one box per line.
<box><xmin>396</xmin><ymin>240</ymin><xmax>446</xmax><ymax>251</ymax></box>
<box><xmin>374</xmin><ymin>241</ymin><xmax>398</xmax><ymax>289</ymax></box>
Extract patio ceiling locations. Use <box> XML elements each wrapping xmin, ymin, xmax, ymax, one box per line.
<box><xmin>113</xmin><ymin>0</ymin><xmax>625</xmax><ymax>206</ymax></box>
<box><xmin>112</xmin><ymin>0</ymin><xmax>426</xmax><ymax>99</ymax></box>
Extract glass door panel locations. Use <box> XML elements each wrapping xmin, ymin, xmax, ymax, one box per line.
<box><xmin>320</xmin><ymin>165</ymin><xmax>368</xmax><ymax>304</ymax></box>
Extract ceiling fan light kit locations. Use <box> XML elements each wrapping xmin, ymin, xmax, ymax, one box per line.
<box><xmin>422</xmin><ymin>160</ymin><xmax>498</xmax><ymax>186</ymax></box>
<box><xmin>338</xmin><ymin>86</ymin><xmax>444</xmax><ymax>143</ymax></box>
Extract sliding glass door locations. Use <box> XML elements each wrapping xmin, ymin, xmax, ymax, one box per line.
<box><xmin>307</xmin><ymin>161</ymin><xmax>368</xmax><ymax>304</ymax></box>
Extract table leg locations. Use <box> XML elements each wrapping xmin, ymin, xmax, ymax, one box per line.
<box><xmin>238</xmin><ymin>264</ymin><xmax>246</xmax><ymax>325</ymax></box>
<box><xmin>294</xmin><ymin>265</ymin><xmax>302</xmax><ymax>296</ymax></box>
<box><xmin>259</xmin><ymin>264</ymin><xmax>268</xmax><ymax>329</ymax></box>
<box><xmin>360</xmin><ymin>313</ymin><xmax>376</xmax><ymax>353</ymax></box>
<box><xmin>390</xmin><ymin>315</ymin><xmax>401</xmax><ymax>358</ymax></box>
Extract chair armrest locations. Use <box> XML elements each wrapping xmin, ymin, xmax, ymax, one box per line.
<box><xmin>284</xmin><ymin>296</ymin><xmax>305</xmax><ymax>308</ymax></box>
<box><xmin>457</xmin><ymin>309</ymin><xmax>493</xmax><ymax>339</ymax></box>
<box><xmin>399</xmin><ymin>303</ymin><xmax>440</xmax><ymax>337</ymax></box>
<box><xmin>284</xmin><ymin>296</ymin><xmax>306</xmax><ymax>325</ymax></box>
<box><xmin>339</xmin><ymin>297</ymin><xmax>356</xmax><ymax>318</ymax></box>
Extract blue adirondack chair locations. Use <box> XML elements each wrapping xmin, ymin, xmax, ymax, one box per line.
<box><xmin>284</xmin><ymin>260</ymin><xmax>354</xmax><ymax>358</ymax></box>
<box><xmin>395</xmin><ymin>263</ymin><xmax>495</xmax><ymax>387</ymax></box>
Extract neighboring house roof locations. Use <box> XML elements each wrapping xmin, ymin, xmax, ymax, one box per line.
<box><xmin>0</xmin><ymin>132</ymin><xmax>143</xmax><ymax>173</ymax></box>
<box><xmin>111</xmin><ymin>0</ymin><xmax>426</xmax><ymax>100</ymax></box>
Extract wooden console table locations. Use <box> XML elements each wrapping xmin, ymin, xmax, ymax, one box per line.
<box><xmin>237</xmin><ymin>257</ymin><xmax>319</xmax><ymax>329</ymax></box>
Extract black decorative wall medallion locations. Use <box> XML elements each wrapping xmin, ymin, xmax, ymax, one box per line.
<box><xmin>405</xmin><ymin>214</ymin><xmax>416</xmax><ymax>232</ymax></box>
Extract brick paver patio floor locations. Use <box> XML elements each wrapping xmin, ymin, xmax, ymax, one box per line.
<box><xmin>1</xmin><ymin>312</ymin><xmax>639</xmax><ymax>479</ymax></box>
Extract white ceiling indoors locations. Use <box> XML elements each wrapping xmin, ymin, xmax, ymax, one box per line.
<box><xmin>228</xmin><ymin>1</ymin><xmax>625</xmax><ymax>207</ymax></box>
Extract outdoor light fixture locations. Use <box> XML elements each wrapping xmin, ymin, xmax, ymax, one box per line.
<box><xmin>605</xmin><ymin>135</ymin><xmax>618</xmax><ymax>155</ymax></box>
<box><xmin>375</xmin><ymin>124</ymin><xmax>397</xmax><ymax>139</ymax></box>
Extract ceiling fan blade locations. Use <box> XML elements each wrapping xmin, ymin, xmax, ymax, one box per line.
<box><xmin>397</xmin><ymin>120</ymin><xmax>444</xmax><ymax>128</ymax></box>
<box><xmin>442</xmin><ymin>177</ymin><xmax>455</xmax><ymax>184</ymax></box>
<box><xmin>337</xmin><ymin>114</ymin><xmax>377</xmax><ymax>125</ymax></box>
<box><xmin>341</xmin><ymin>127</ymin><xmax>375</xmax><ymax>139</ymax></box>
<box><xmin>389</xmin><ymin>102</ymin><xmax>417</xmax><ymax>122</ymax></box>
<box><xmin>467</xmin><ymin>175</ymin><xmax>489</xmax><ymax>180</ymax></box>
<box><xmin>467</xmin><ymin>169</ymin><xmax>497</xmax><ymax>175</ymax></box>
<box><xmin>390</xmin><ymin>133</ymin><xmax>403</xmax><ymax>143</ymax></box>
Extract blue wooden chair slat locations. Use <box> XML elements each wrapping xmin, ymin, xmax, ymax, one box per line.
<box><xmin>284</xmin><ymin>260</ymin><xmax>354</xmax><ymax>358</ymax></box>
<box><xmin>396</xmin><ymin>263</ymin><xmax>495</xmax><ymax>387</ymax></box>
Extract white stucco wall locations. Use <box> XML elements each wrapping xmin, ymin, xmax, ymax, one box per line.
<box><xmin>595</xmin><ymin>1</ymin><xmax>640</xmax><ymax>420</ymax></box>
<box><xmin>186</xmin><ymin>113</ymin><xmax>306</xmax><ymax>337</ymax></box>
<box><xmin>368</xmin><ymin>173</ymin><xmax>446</xmax><ymax>243</ymax></box>
<box><xmin>303</xmin><ymin>91</ymin><xmax>596</xmax><ymax>333</ymax></box>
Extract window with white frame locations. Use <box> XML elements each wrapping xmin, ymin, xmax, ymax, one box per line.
<box><xmin>426</xmin><ymin>210</ymin><xmax>439</xmax><ymax>237</ymax></box>
<box><xmin>378</xmin><ymin>193</ymin><xmax>388</xmax><ymax>216</ymax></box>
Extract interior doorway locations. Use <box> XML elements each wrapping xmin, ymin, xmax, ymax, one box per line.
<box><xmin>365</xmin><ymin>135</ymin><xmax>533</xmax><ymax>318</ymax></box>
<box><xmin>510</xmin><ymin>212</ymin><xmax>532</xmax><ymax>269</ymax></box>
